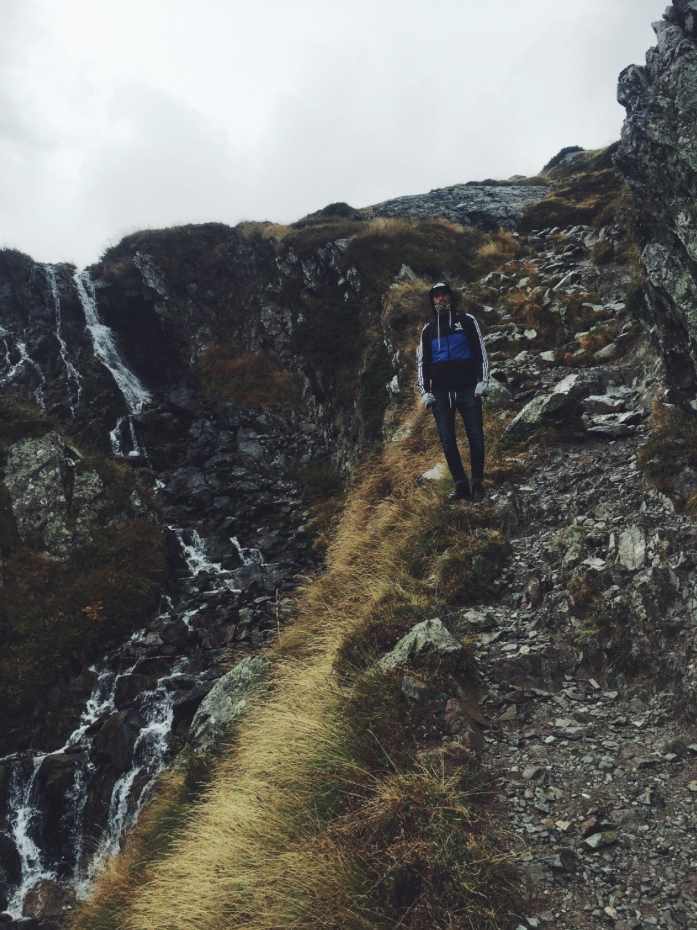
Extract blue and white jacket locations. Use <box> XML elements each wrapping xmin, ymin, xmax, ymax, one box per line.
<box><xmin>417</xmin><ymin>309</ymin><xmax>489</xmax><ymax>395</ymax></box>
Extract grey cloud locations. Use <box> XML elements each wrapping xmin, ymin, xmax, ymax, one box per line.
<box><xmin>0</xmin><ymin>0</ymin><xmax>672</xmax><ymax>265</ymax></box>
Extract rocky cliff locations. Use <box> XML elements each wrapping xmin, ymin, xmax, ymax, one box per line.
<box><xmin>616</xmin><ymin>0</ymin><xmax>697</xmax><ymax>392</ymax></box>
<box><xmin>3</xmin><ymin>58</ymin><xmax>697</xmax><ymax>923</ymax></box>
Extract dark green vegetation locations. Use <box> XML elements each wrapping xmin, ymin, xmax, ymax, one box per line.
<box><xmin>0</xmin><ymin>397</ymin><xmax>166</xmax><ymax>720</ymax></box>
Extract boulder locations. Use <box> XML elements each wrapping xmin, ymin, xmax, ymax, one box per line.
<box><xmin>505</xmin><ymin>392</ymin><xmax>583</xmax><ymax>440</ymax></box>
<box><xmin>22</xmin><ymin>879</ymin><xmax>75</xmax><ymax>920</ymax></box>
<box><xmin>418</xmin><ymin>463</ymin><xmax>449</xmax><ymax>484</ymax></box>
<box><xmin>92</xmin><ymin>709</ymin><xmax>145</xmax><ymax>771</ymax></box>
<box><xmin>487</xmin><ymin>378</ymin><xmax>513</xmax><ymax>408</ymax></box>
<box><xmin>2</xmin><ymin>434</ymin><xmax>72</xmax><ymax>558</ymax></box>
<box><xmin>114</xmin><ymin>674</ymin><xmax>158</xmax><ymax>709</ymax></box>
<box><xmin>167</xmin><ymin>387</ymin><xmax>203</xmax><ymax>418</ymax></box>
<box><xmin>189</xmin><ymin>656</ymin><xmax>270</xmax><ymax>753</ymax></box>
<box><xmin>35</xmin><ymin>752</ymin><xmax>87</xmax><ymax>873</ymax></box>
<box><xmin>553</xmin><ymin>370</ymin><xmax>607</xmax><ymax>401</ymax></box>
<box><xmin>379</xmin><ymin>618</ymin><xmax>462</xmax><ymax>669</ymax></box>
<box><xmin>618</xmin><ymin>526</ymin><xmax>646</xmax><ymax>571</ymax></box>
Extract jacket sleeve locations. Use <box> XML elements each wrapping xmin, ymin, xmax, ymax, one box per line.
<box><xmin>470</xmin><ymin>315</ymin><xmax>489</xmax><ymax>385</ymax></box>
<box><xmin>417</xmin><ymin>324</ymin><xmax>431</xmax><ymax>396</ymax></box>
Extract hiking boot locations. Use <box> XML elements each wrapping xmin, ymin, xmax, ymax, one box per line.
<box><xmin>472</xmin><ymin>481</ymin><xmax>485</xmax><ymax>503</ymax></box>
<box><xmin>449</xmin><ymin>481</ymin><xmax>471</xmax><ymax>501</ymax></box>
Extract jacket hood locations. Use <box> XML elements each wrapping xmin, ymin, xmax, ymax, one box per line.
<box><xmin>429</xmin><ymin>281</ymin><xmax>457</xmax><ymax>315</ymax></box>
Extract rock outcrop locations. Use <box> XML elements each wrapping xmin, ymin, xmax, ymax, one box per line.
<box><xmin>3</xmin><ymin>434</ymin><xmax>104</xmax><ymax>558</ymax></box>
<box><xmin>362</xmin><ymin>181</ymin><xmax>549</xmax><ymax>230</ymax></box>
<box><xmin>189</xmin><ymin>655</ymin><xmax>270</xmax><ymax>752</ymax></box>
<box><xmin>616</xmin><ymin>0</ymin><xmax>697</xmax><ymax>389</ymax></box>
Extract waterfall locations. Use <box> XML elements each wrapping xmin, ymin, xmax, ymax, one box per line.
<box><xmin>80</xmin><ymin>667</ymin><xmax>180</xmax><ymax>892</ymax></box>
<box><xmin>6</xmin><ymin>757</ymin><xmax>53</xmax><ymax>918</ymax></box>
<box><xmin>0</xmin><ymin>526</ymin><xmax>244</xmax><ymax>916</ymax></box>
<box><xmin>173</xmin><ymin>527</ymin><xmax>243</xmax><ymax>593</ymax></box>
<box><xmin>43</xmin><ymin>265</ymin><xmax>83</xmax><ymax>415</ymax></box>
<box><xmin>2</xmin><ymin>617</ymin><xmax>180</xmax><ymax>916</ymax></box>
<box><xmin>73</xmin><ymin>269</ymin><xmax>151</xmax><ymax>456</ymax></box>
<box><xmin>0</xmin><ymin>327</ymin><xmax>46</xmax><ymax>411</ymax></box>
<box><xmin>231</xmin><ymin>536</ymin><xmax>265</xmax><ymax>567</ymax></box>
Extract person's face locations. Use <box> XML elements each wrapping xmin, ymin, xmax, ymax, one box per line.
<box><xmin>433</xmin><ymin>289</ymin><xmax>451</xmax><ymax>311</ymax></box>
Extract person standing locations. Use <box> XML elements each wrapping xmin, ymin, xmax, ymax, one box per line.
<box><xmin>417</xmin><ymin>282</ymin><xmax>489</xmax><ymax>501</ymax></box>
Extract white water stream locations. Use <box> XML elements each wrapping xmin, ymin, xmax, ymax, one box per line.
<box><xmin>2</xmin><ymin>597</ymin><xmax>186</xmax><ymax>918</ymax></box>
<box><xmin>74</xmin><ymin>268</ymin><xmax>151</xmax><ymax>456</ymax></box>
<box><xmin>43</xmin><ymin>265</ymin><xmax>83</xmax><ymax>415</ymax></box>
<box><xmin>0</xmin><ymin>326</ymin><xmax>46</xmax><ymax>411</ymax></box>
<box><xmin>1</xmin><ymin>519</ymin><xmax>253</xmax><ymax>917</ymax></box>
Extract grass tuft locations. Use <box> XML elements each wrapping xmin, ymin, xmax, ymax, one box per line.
<box><xmin>197</xmin><ymin>342</ymin><xmax>303</xmax><ymax>408</ymax></box>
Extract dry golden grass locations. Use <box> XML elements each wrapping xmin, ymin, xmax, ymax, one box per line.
<box><xmin>71</xmin><ymin>403</ymin><xmax>518</xmax><ymax>930</ymax></box>
<box><xmin>237</xmin><ymin>221</ymin><xmax>291</xmax><ymax>243</ymax></box>
<box><xmin>475</xmin><ymin>232</ymin><xmax>519</xmax><ymax>266</ymax></box>
<box><xmin>197</xmin><ymin>342</ymin><xmax>303</xmax><ymax>408</ymax></box>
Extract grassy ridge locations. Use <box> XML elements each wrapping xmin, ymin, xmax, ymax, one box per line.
<box><xmin>70</xmin><ymin>407</ymin><xmax>521</xmax><ymax>930</ymax></box>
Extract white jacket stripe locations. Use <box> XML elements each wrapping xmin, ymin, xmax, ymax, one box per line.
<box><xmin>469</xmin><ymin>314</ymin><xmax>489</xmax><ymax>384</ymax></box>
<box><xmin>416</xmin><ymin>323</ymin><xmax>429</xmax><ymax>395</ymax></box>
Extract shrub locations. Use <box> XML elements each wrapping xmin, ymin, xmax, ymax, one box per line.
<box><xmin>521</xmin><ymin>168</ymin><xmax>624</xmax><ymax>232</ymax></box>
<box><xmin>197</xmin><ymin>342</ymin><xmax>303</xmax><ymax>408</ymax></box>
<box><xmin>637</xmin><ymin>404</ymin><xmax>697</xmax><ymax>493</ymax></box>
<box><xmin>591</xmin><ymin>239</ymin><xmax>615</xmax><ymax>266</ymax></box>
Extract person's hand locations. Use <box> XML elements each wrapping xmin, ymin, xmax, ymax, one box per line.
<box><xmin>474</xmin><ymin>381</ymin><xmax>489</xmax><ymax>398</ymax></box>
<box><xmin>421</xmin><ymin>392</ymin><xmax>437</xmax><ymax>409</ymax></box>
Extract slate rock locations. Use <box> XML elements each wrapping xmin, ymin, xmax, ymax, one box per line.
<box><xmin>0</xmin><ymin>831</ymin><xmax>21</xmax><ymax>894</ymax></box>
<box><xmin>505</xmin><ymin>393</ymin><xmax>583</xmax><ymax>440</ymax></box>
<box><xmin>379</xmin><ymin>618</ymin><xmax>462</xmax><ymax>669</ymax></box>
<box><xmin>92</xmin><ymin>709</ymin><xmax>146</xmax><ymax>771</ymax></box>
<box><xmin>582</xmin><ymin>830</ymin><xmax>617</xmax><ymax>851</ymax></box>
<box><xmin>22</xmin><ymin>879</ymin><xmax>75</xmax><ymax>920</ymax></box>
<box><xmin>114</xmin><ymin>674</ymin><xmax>158</xmax><ymax>709</ymax></box>
<box><xmin>189</xmin><ymin>656</ymin><xmax>270</xmax><ymax>753</ymax></box>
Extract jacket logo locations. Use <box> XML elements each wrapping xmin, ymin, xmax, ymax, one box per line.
<box><xmin>453</xmin><ymin>322</ymin><xmax>463</xmax><ymax>331</ymax></box>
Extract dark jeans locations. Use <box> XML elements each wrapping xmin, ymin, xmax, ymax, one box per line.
<box><xmin>431</xmin><ymin>388</ymin><xmax>485</xmax><ymax>485</ymax></box>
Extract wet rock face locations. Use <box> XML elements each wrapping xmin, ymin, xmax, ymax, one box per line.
<box><xmin>616</xmin><ymin>2</ymin><xmax>697</xmax><ymax>388</ymax></box>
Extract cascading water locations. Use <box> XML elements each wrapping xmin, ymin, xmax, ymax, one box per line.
<box><xmin>231</xmin><ymin>536</ymin><xmax>265</xmax><ymax>566</ymax></box>
<box><xmin>174</xmin><ymin>527</ymin><xmax>244</xmax><ymax>594</ymax></box>
<box><xmin>0</xmin><ymin>327</ymin><xmax>46</xmax><ymax>411</ymax></box>
<box><xmin>73</xmin><ymin>269</ymin><xmax>151</xmax><ymax>456</ymax></box>
<box><xmin>79</xmin><ymin>663</ymin><xmax>181</xmax><ymax>892</ymax></box>
<box><xmin>1</xmin><ymin>593</ymin><xmax>189</xmax><ymax>918</ymax></box>
<box><xmin>6</xmin><ymin>757</ymin><xmax>52</xmax><ymax>917</ymax></box>
<box><xmin>43</xmin><ymin>265</ymin><xmax>83</xmax><ymax>415</ymax></box>
<box><xmin>0</xmin><ymin>509</ymin><xmax>263</xmax><ymax>918</ymax></box>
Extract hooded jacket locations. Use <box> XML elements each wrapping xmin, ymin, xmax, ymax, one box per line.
<box><xmin>417</xmin><ymin>283</ymin><xmax>489</xmax><ymax>395</ymax></box>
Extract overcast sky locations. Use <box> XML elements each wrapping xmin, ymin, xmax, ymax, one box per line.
<box><xmin>0</xmin><ymin>0</ymin><xmax>667</xmax><ymax>266</ymax></box>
